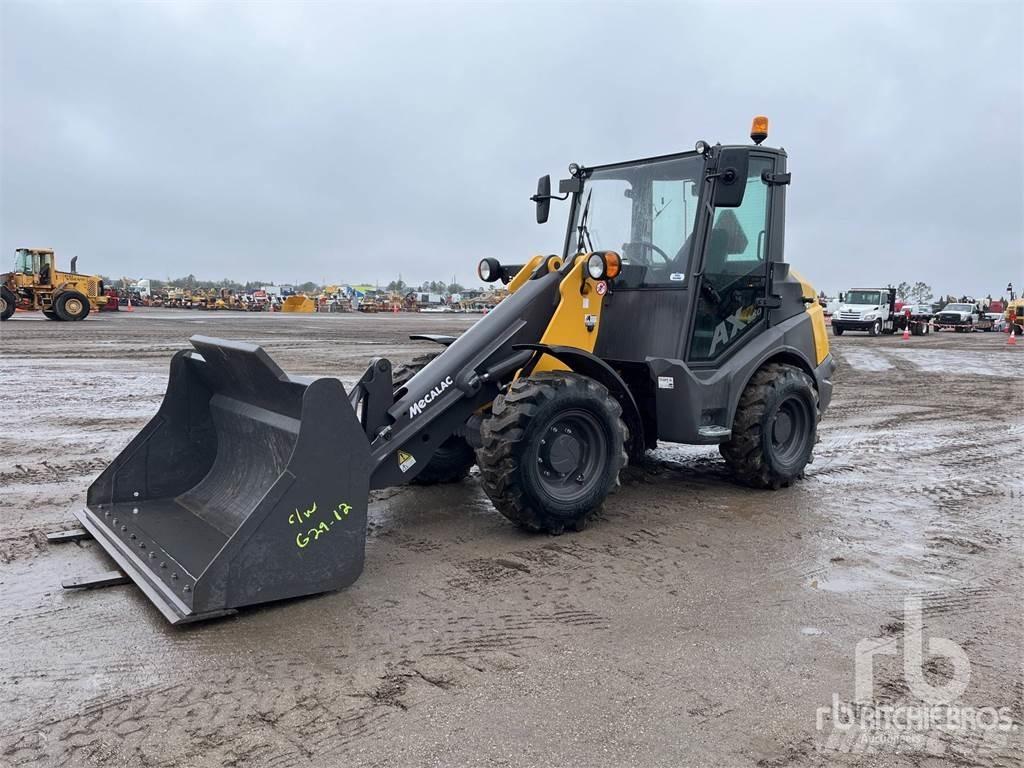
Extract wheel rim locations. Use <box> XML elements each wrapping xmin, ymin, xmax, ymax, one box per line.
<box><xmin>769</xmin><ymin>395</ymin><xmax>814</xmax><ymax>471</ymax></box>
<box><xmin>0</xmin><ymin>296</ymin><xmax>7</xmax><ymax>314</ymax></box>
<box><xmin>65</xmin><ymin>298</ymin><xmax>83</xmax><ymax>315</ymax></box>
<box><xmin>532</xmin><ymin>408</ymin><xmax>608</xmax><ymax>504</ymax></box>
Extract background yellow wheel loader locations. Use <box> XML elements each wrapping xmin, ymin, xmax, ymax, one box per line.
<box><xmin>66</xmin><ymin>118</ymin><xmax>836</xmax><ymax>623</ymax></box>
<box><xmin>1</xmin><ymin>248</ymin><xmax>108</xmax><ymax>321</ymax></box>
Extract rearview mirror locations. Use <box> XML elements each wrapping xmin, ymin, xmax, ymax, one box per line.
<box><xmin>533</xmin><ymin>174</ymin><xmax>551</xmax><ymax>224</ymax></box>
<box><xmin>710</xmin><ymin>148</ymin><xmax>750</xmax><ymax>208</ymax></box>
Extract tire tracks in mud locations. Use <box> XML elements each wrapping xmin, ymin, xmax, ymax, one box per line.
<box><xmin>0</xmin><ymin>458</ymin><xmax>109</xmax><ymax>489</ymax></box>
<box><xmin>2</xmin><ymin>320</ymin><xmax>1021</xmax><ymax>767</ymax></box>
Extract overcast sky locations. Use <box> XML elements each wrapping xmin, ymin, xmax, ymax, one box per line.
<box><xmin>2</xmin><ymin>1</ymin><xmax>1021</xmax><ymax>297</ymax></box>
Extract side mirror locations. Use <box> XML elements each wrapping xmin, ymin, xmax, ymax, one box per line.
<box><xmin>532</xmin><ymin>174</ymin><xmax>551</xmax><ymax>224</ymax></box>
<box><xmin>710</xmin><ymin>148</ymin><xmax>750</xmax><ymax>208</ymax></box>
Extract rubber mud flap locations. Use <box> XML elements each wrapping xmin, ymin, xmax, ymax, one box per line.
<box><xmin>77</xmin><ymin>336</ymin><xmax>372</xmax><ymax>624</ymax></box>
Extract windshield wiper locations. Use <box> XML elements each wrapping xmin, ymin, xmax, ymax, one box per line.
<box><xmin>576</xmin><ymin>189</ymin><xmax>594</xmax><ymax>253</ymax></box>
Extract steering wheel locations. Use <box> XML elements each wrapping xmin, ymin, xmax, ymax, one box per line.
<box><xmin>624</xmin><ymin>241</ymin><xmax>671</xmax><ymax>266</ymax></box>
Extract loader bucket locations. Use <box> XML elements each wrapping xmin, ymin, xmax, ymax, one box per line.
<box><xmin>76</xmin><ymin>336</ymin><xmax>372</xmax><ymax>624</ymax></box>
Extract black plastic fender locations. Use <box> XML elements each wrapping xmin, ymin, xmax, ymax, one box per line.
<box><xmin>514</xmin><ymin>343</ymin><xmax>645</xmax><ymax>459</ymax></box>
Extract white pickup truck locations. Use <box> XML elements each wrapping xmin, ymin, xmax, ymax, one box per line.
<box><xmin>933</xmin><ymin>302</ymin><xmax>992</xmax><ymax>332</ymax></box>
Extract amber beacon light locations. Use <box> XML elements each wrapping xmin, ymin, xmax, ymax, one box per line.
<box><xmin>750</xmin><ymin>116</ymin><xmax>769</xmax><ymax>145</ymax></box>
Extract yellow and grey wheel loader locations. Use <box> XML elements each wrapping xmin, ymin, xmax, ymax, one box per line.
<box><xmin>67</xmin><ymin>118</ymin><xmax>836</xmax><ymax>623</ymax></box>
<box><xmin>1</xmin><ymin>248</ymin><xmax>108</xmax><ymax>321</ymax></box>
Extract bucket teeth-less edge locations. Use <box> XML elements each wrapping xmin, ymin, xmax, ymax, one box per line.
<box><xmin>78</xmin><ymin>336</ymin><xmax>372</xmax><ymax>624</ymax></box>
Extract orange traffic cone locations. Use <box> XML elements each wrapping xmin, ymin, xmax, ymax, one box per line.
<box><xmin>124</xmin><ymin>298</ymin><xmax>134</xmax><ymax>313</ymax></box>
<box><xmin>1010</xmin><ymin>330</ymin><xmax>1017</xmax><ymax>346</ymax></box>
<box><xmin>902</xmin><ymin>325</ymin><xmax>911</xmax><ymax>340</ymax></box>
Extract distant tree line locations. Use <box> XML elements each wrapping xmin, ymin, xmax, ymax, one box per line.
<box><xmin>386</xmin><ymin>278</ymin><xmax>465</xmax><ymax>294</ymax></box>
<box><xmin>100</xmin><ymin>273</ymin><xmax>473</xmax><ymax>295</ymax></box>
<box><xmin>894</xmin><ymin>281</ymin><xmax>934</xmax><ymax>304</ymax></box>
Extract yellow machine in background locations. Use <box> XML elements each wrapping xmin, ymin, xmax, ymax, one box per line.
<box><xmin>1006</xmin><ymin>299</ymin><xmax>1024</xmax><ymax>336</ymax></box>
<box><xmin>1</xmin><ymin>248</ymin><xmax>108</xmax><ymax>321</ymax></box>
<box><xmin>281</xmin><ymin>295</ymin><xmax>316</xmax><ymax>313</ymax></box>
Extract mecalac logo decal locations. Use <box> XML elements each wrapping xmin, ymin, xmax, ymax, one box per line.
<box><xmin>409</xmin><ymin>376</ymin><xmax>454</xmax><ymax>418</ymax></box>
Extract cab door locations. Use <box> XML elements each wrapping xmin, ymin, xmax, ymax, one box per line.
<box><xmin>594</xmin><ymin>163</ymin><xmax>702</xmax><ymax>363</ymax></box>
<box><xmin>35</xmin><ymin>252</ymin><xmax>55</xmax><ymax>286</ymax></box>
<box><xmin>687</xmin><ymin>154</ymin><xmax>777</xmax><ymax>364</ymax></box>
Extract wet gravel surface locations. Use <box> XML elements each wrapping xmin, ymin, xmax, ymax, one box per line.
<box><xmin>1</xmin><ymin>308</ymin><xmax>1021</xmax><ymax>767</ymax></box>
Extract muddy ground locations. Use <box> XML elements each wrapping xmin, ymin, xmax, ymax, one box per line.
<box><xmin>1</xmin><ymin>309</ymin><xmax>1021</xmax><ymax>767</ymax></box>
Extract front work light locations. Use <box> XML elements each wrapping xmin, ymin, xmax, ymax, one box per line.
<box><xmin>478</xmin><ymin>257</ymin><xmax>501</xmax><ymax>282</ymax></box>
<box><xmin>585</xmin><ymin>251</ymin><xmax>621</xmax><ymax>281</ymax></box>
<box><xmin>750</xmin><ymin>115</ymin><xmax>769</xmax><ymax>145</ymax></box>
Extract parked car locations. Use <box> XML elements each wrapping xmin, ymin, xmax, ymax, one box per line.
<box><xmin>987</xmin><ymin>312</ymin><xmax>1007</xmax><ymax>332</ymax></box>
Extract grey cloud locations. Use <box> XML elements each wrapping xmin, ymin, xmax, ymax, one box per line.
<box><xmin>2</xmin><ymin>1</ymin><xmax>1021</xmax><ymax>296</ymax></box>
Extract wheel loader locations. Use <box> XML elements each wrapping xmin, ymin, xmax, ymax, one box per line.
<box><xmin>67</xmin><ymin>118</ymin><xmax>836</xmax><ymax>623</ymax></box>
<box><xmin>1</xmin><ymin>248</ymin><xmax>108</xmax><ymax>321</ymax></box>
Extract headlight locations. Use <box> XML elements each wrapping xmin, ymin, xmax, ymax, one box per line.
<box><xmin>585</xmin><ymin>251</ymin><xmax>621</xmax><ymax>281</ymax></box>
<box><xmin>864</xmin><ymin>312</ymin><xmax>877</xmax><ymax>320</ymax></box>
<box><xmin>477</xmin><ymin>258</ymin><xmax>500</xmax><ymax>283</ymax></box>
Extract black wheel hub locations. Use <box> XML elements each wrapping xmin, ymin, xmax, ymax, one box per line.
<box><xmin>534</xmin><ymin>409</ymin><xmax>607</xmax><ymax>503</ymax></box>
<box><xmin>769</xmin><ymin>395</ymin><xmax>813</xmax><ymax>472</ymax></box>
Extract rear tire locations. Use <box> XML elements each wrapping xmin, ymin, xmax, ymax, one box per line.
<box><xmin>476</xmin><ymin>372</ymin><xmax>628</xmax><ymax>533</ymax></box>
<box><xmin>393</xmin><ymin>350</ymin><xmax>474</xmax><ymax>484</ymax></box>
<box><xmin>54</xmin><ymin>291</ymin><xmax>90</xmax><ymax>321</ymax></box>
<box><xmin>0</xmin><ymin>286</ymin><xmax>15</xmax><ymax>320</ymax></box>
<box><xmin>720</xmin><ymin>363</ymin><xmax>818</xmax><ymax>490</ymax></box>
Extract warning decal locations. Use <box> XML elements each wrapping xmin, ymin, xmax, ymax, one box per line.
<box><xmin>398</xmin><ymin>450</ymin><xmax>417</xmax><ymax>473</ymax></box>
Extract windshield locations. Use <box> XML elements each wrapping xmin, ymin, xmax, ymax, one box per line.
<box><xmin>14</xmin><ymin>249</ymin><xmax>33</xmax><ymax>274</ymax></box>
<box><xmin>846</xmin><ymin>290</ymin><xmax>884</xmax><ymax>305</ymax></box>
<box><xmin>945</xmin><ymin>304</ymin><xmax>973</xmax><ymax>311</ymax></box>
<box><xmin>577</xmin><ymin>154</ymin><xmax>705</xmax><ymax>287</ymax></box>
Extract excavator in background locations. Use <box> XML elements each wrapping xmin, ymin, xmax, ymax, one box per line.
<box><xmin>63</xmin><ymin>118</ymin><xmax>837</xmax><ymax>624</ymax></box>
<box><xmin>1</xmin><ymin>248</ymin><xmax>108</xmax><ymax>321</ymax></box>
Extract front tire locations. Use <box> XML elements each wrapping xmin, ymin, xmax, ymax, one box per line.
<box><xmin>477</xmin><ymin>372</ymin><xmax>628</xmax><ymax>533</ymax></box>
<box><xmin>831</xmin><ymin>324</ymin><xmax>844</xmax><ymax>336</ymax></box>
<box><xmin>868</xmin><ymin>319</ymin><xmax>881</xmax><ymax>337</ymax></box>
<box><xmin>54</xmin><ymin>291</ymin><xmax>90</xmax><ymax>321</ymax></box>
<box><xmin>0</xmin><ymin>286</ymin><xmax>15</xmax><ymax>320</ymax></box>
<box><xmin>720</xmin><ymin>363</ymin><xmax>818</xmax><ymax>490</ymax></box>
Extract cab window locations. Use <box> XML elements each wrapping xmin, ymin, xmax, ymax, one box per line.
<box><xmin>581</xmin><ymin>154</ymin><xmax>704</xmax><ymax>288</ymax></box>
<box><xmin>14</xmin><ymin>251</ymin><xmax>33</xmax><ymax>274</ymax></box>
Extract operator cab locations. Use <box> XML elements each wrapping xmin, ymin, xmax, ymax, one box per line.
<box><xmin>547</xmin><ymin>125</ymin><xmax>791</xmax><ymax>367</ymax></box>
<box><xmin>14</xmin><ymin>248</ymin><xmax>55</xmax><ymax>284</ymax></box>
